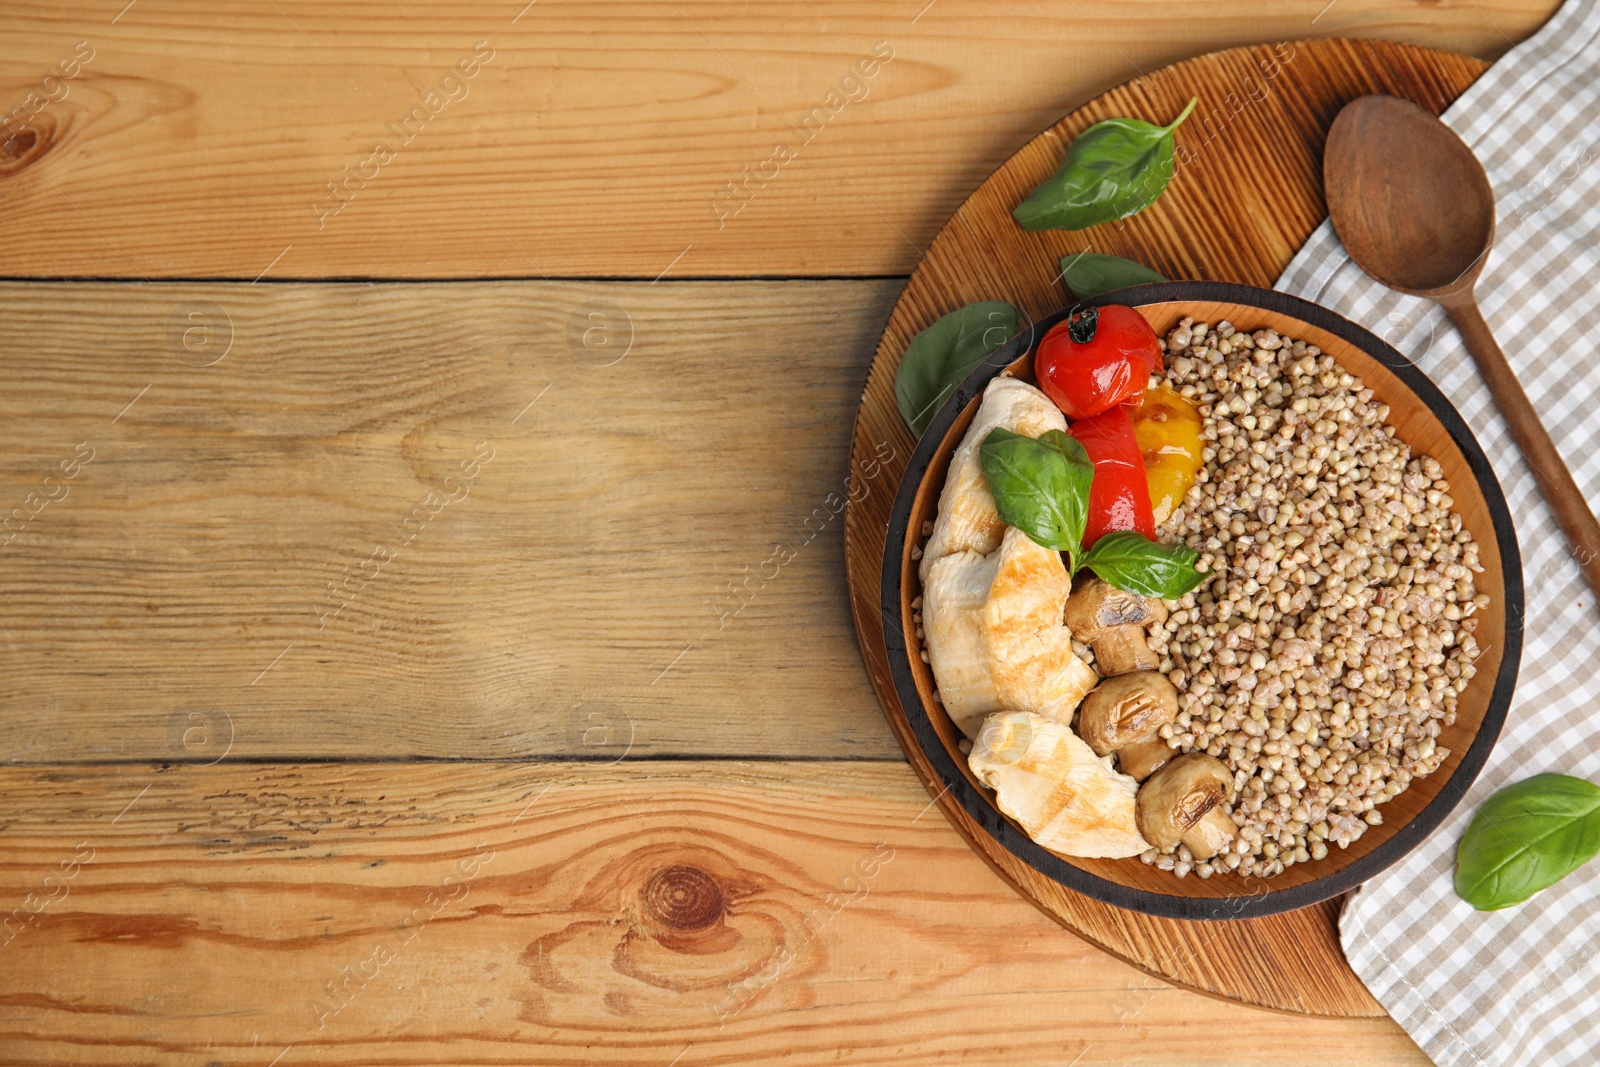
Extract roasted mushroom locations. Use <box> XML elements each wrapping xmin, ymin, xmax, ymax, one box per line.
<box><xmin>1061</xmin><ymin>576</ymin><xmax>1166</xmax><ymax>675</ymax></box>
<box><xmin>1076</xmin><ymin>671</ymin><xmax>1179</xmax><ymax>781</ymax></box>
<box><xmin>1135</xmin><ymin>753</ymin><xmax>1238</xmax><ymax>860</ymax></box>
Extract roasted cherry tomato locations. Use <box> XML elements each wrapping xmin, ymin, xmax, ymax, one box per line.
<box><xmin>1129</xmin><ymin>383</ymin><xmax>1204</xmax><ymax>525</ymax></box>
<box><xmin>1036</xmin><ymin>304</ymin><xmax>1162</xmax><ymax>420</ymax></box>
<box><xmin>1070</xmin><ymin>406</ymin><xmax>1156</xmax><ymax>547</ymax></box>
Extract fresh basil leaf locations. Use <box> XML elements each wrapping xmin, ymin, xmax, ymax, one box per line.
<box><xmin>1080</xmin><ymin>530</ymin><xmax>1208</xmax><ymax>598</ymax></box>
<box><xmin>1014</xmin><ymin>98</ymin><xmax>1198</xmax><ymax>232</ymax></box>
<box><xmin>894</xmin><ymin>301</ymin><xmax>1020</xmax><ymax>436</ymax></box>
<box><xmin>979</xmin><ymin>427</ymin><xmax>1093</xmax><ymax>557</ymax></box>
<box><xmin>1455</xmin><ymin>774</ymin><xmax>1600</xmax><ymax>911</ymax></box>
<box><xmin>1060</xmin><ymin>252</ymin><xmax>1168</xmax><ymax>300</ymax></box>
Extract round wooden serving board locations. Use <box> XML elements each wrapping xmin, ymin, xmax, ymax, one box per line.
<box><xmin>843</xmin><ymin>38</ymin><xmax>1490</xmax><ymax>1017</ymax></box>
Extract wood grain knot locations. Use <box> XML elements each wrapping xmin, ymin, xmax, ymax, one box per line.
<box><xmin>517</xmin><ymin>843</ymin><xmax>813</xmax><ymax>1024</ymax></box>
<box><xmin>642</xmin><ymin>865</ymin><xmax>723</xmax><ymax>931</ymax></box>
<box><xmin>0</xmin><ymin>115</ymin><xmax>56</xmax><ymax>177</ymax></box>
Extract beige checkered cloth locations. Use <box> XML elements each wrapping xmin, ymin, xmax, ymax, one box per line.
<box><xmin>1275</xmin><ymin>1</ymin><xmax>1600</xmax><ymax>1063</ymax></box>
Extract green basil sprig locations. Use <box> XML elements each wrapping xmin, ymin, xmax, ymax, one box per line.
<box><xmin>1455</xmin><ymin>774</ymin><xmax>1600</xmax><ymax>911</ymax></box>
<box><xmin>895</xmin><ymin>301</ymin><xmax>1020</xmax><ymax>436</ymax></box>
<box><xmin>1014</xmin><ymin>98</ymin><xmax>1198</xmax><ymax>232</ymax></box>
<box><xmin>1060</xmin><ymin>252</ymin><xmax>1168</xmax><ymax>300</ymax></box>
<box><xmin>979</xmin><ymin>428</ymin><xmax>1093</xmax><ymax>572</ymax></box>
<box><xmin>1080</xmin><ymin>531</ymin><xmax>1205</xmax><ymax>598</ymax></box>
<box><xmin>978</xmin><ymin>427</ymin><xmax>1207</xmax><ymax>596</ymax></box>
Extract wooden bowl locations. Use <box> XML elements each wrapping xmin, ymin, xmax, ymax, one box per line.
<box><xmin>880</xmin><ymin>281</ymin><xmax>1522</xmax><ymax>920</ymax></box>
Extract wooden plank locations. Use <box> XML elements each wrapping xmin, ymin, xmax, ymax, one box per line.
<box><xmin>0</xmin><ymin>0</ymin><xmax>1559</xmax><ymax>279</ymax></box>
<box><xmin>0</xmin><ymin>760</ymin><xmax>1430</xmax><ymax>1065</ymax></box>
<box><xmin>0</xmin><ymin>280</ymin><xmax>906</xmax><ymax>762</ymax></box>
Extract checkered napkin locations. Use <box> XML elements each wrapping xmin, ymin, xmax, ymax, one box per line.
<box><xmin>1274</xmin><ymin>1</ymin><xmax>1600</xmax><ymax>1063</ymax></box>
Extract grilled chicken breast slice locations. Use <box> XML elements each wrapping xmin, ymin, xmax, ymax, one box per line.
<box><xmin>919</xmin><ymin>377</ymin><xmax>1067</xmax><ymax>585</ymax></box>
<box><xmin>923</xmin><ymin>527</ymin><xmax>1095</xmax><ymax>738</ymax></box>
<box><xmin>968</xmin><ymin>710</ymin><xmax>1148</xmax><ymax>859</ymax></box>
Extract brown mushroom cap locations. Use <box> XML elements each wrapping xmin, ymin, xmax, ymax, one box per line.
<box><xmin>1077</xmin><ymin>672</ymin><xmax>1179</xmax><ymax>758</ymax></box>
<box><xmin>1062</xmin><ymin>576</ymin><xmax>1157</xmax><ymax>634</ymax></box>
<box><xmin>1062</xmin><ymin>576</ymin><xmax>1159</xmax><ymax>675</ymax></box>
<box><xmin>1135</xmin><ymin>754</ymin><xmax>1235</xmax><ymax>851</ymax></box>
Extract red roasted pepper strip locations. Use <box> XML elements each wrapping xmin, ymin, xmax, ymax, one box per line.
<box><xmin>1070</xmin><ymin>406</ymin><xmax>1156</xmax><ymax>547</ymax></box>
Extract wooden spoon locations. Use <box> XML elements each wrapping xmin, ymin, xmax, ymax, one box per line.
<box><xmin>1324</xmin><ymin>94</ymin><xmax>1600</xmax><ymax>599</ymax></box>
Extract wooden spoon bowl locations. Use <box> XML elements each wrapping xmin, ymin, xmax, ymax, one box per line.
<box><xmin>1324</xmin><ymin>95</ymin><xmax>1496</xmax><ymax>295</ymax></box>
<box><xmin>881</xmin><ymin>281</ymin><xmax>1522</xmax><ymax>920</ymax></box>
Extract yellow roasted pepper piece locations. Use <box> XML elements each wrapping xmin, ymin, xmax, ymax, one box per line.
<box><xmin>1129</xmin><ymin>383</ymin><xmax>1203</xmax><ymax>525</ymax></box>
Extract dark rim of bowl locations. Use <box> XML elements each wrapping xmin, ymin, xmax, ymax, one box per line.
<box><xmin>879</xmin><ymin>280</ymin><xmax>1523</xmax><ymax>921</ymax></box>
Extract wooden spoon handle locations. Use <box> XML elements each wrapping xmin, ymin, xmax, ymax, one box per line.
<box><xmin>1441</xmin><ymin>295</ymin><xmax>1600</xmax><ymax>600</ymax></box>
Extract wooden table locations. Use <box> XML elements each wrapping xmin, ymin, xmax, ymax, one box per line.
<box><xmin>0</xmin><ymin>3</ymin><xmax>1558</xmax><ymax>1064</ymax></box>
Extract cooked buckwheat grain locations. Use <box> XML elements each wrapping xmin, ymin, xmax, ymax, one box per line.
<box><xmin>1143</xmin><ymin>318</ymin><xmax>1484</xmax><ymax>878</ymax></box>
